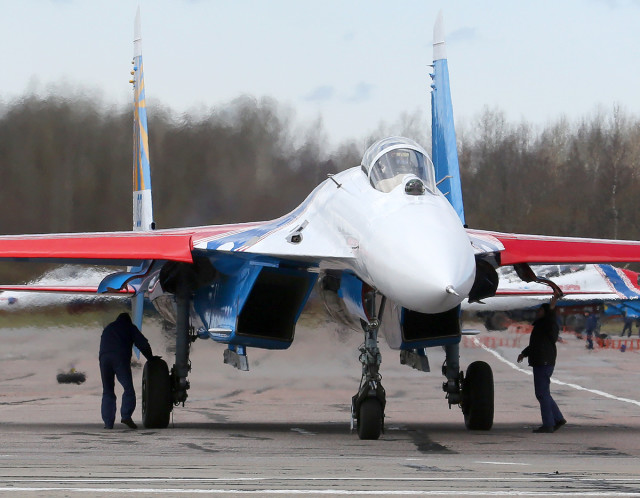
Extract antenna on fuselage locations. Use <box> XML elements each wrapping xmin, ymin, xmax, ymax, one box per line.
<box><xmin>327</xmin><ymin>174</ymin><xmax>342</xmax><ymax>188</ymax></box>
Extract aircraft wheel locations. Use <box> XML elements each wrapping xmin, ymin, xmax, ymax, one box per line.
<box><xmin>142</xmin><ymin>357</ymin><xmax>172</xmax><ymax>428</ymax></box>
<box><xmin>357</xmin><ymin>398</ymin><xmax>383</xmax><ymax>440</ymax></box>
<box><xmin>461</xmin><ymin>360</ymin><xmax>494</xmax><ymax>430</ymax></box>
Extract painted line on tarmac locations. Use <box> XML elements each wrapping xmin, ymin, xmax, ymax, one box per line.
<box><xmin>409</xmin><ymin>458</ymin><xmax>531</xmax><ymax>467</ymax></box>
<box><xmin>291</xmin><ymin>427</ymin><xmax>316</xmax><ymax>435</ymax></box>
<box><xmin>4</xmin><ymin>477</ymin><xmax>640</xmax><ymax>484</ymax></box>
<box><xmin>1</xmin><ymin>487</ymin><xmax>640</xmax><ymax>496</ymax></box>
<box><xmin>474</xmin><ymin>338</ymin><xmax>640</xmax><ymax>407</ymax></box>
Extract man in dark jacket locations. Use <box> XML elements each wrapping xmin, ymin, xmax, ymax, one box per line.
<box><xmin>517</xmin><ymin>290</ymin><xmax>567</xmax><ymax>433</ymax></box>
<box><xmin>99</xmin><ymin>312</ymin><xmax>154</xmax><ymax>429</ymax></box>
<box><xmin>621</xmin><ymin>311</ymin><xmax>633</xmax><ymax>337</ymax></box>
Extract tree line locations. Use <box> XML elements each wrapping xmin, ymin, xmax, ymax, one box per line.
<box><xmin>459</xmin><ymin>107</ymin><xmax>640</xmax><ymax>240</ymax></box>
<box><xmin>1</xmin><ymin>92</ymin><xmax>639</xmax><ymax>268</ymax></box>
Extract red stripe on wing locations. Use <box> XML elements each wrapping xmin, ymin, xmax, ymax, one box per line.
<box><xmin>0</xmin><ymin>222</ymin><xmax>268</xmax><ymax>264</ymax></box>
<box><xmin>0</xmin><ymin>232</ymin><xmax>194</xmax><ymax>263</ymax></box>
<box><xmin>0</xmin><ymin>285</ymin><xmax>134</xmax><ymax>294</ymax></box>
<box><xmin>471</xmin><ymin>230</ymin><xmax>640</xmax><ymax>265</ymax></box>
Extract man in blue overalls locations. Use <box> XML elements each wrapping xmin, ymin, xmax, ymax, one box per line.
<box><xmin>99</xmin><ymin>313</ymin><xmax>155</xmax><ymax>429</ymax></box>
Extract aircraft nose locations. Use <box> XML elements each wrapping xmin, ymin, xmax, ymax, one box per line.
<box><xmin>363</xmin><ymin>208</ymin><xmax>475</xmax><ymax>314</ymax></box>
<box><xmin>392</xmin><ymin>248</ymin><xmax>473</xmax><ymax>313</ymax></box>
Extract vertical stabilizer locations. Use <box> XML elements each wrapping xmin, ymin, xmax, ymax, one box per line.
<box><xmin>130</xmin><ymin>7</ymin><xmax>153</xmax><ymax>338</ymax></box>
<box><xmin>430</xmin><ymin>12</ymin><xmax>465</xmax><ymax>225</ymax></box>
<box><xmin>132</xmin><ymin>6</ymin><xmax>155</xmax><ymax>232</ymax></box>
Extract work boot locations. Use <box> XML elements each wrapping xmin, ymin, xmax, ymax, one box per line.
<box><xmin>532</xmin><ymin>426</ymin><xmax>554</xmax><ymax>433</ymax></box>
<box><xmin>121</xmin><ymin>418</ymin><xmax>138</xmax><ymax>429</ymax></box>
<box><xmin>553</xmin><ymin>419</ymin><xmax>567</xmax><ymax>431</ymax></box>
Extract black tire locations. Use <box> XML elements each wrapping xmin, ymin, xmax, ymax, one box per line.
<box><xmin>357</xmin><ymin>398</ymin><xmax>383</xmax><ymax>440</ymax></box>
<box><xmin>461</xmin><ymin>360</ymin><xmax>494</xmax><ymax>430</ymax></box>
<box><xmin>142</xmin><ymin>358</ymin><xmax>172</xmax><ymax>428</ymax></box>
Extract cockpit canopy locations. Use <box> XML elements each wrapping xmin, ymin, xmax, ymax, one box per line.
<box><xmin>361</xmin><ymin>137</ymin><xmax>436</xmax><ymax>193</ymax></box>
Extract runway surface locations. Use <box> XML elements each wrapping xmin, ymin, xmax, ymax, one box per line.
<box><xmin>1</xmin><ymin>312</ymin><xmax>640</xmax><ymax>496</ymax></box>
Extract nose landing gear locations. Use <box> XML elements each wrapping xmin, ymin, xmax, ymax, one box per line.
<box><xmin>351</xmin><ymin>296</ymin><xmax>387</xmax><ymax>440</ymax></box>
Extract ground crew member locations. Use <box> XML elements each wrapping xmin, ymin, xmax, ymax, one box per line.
<box><xmin>621</xmin><ymin>311</ymin><xmax>633</xmax><ymax>337</ymax></box>
<box><xmin>99</xmin><ymin>312</ymin><xmax>155</xmax><ymax>429</ymax></box>
<box><xmin>517</xmin><ymin>290</ymin><xmax>567</xmax><ymax>433</ymax></box>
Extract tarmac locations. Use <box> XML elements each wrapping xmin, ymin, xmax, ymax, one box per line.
<box><xmin>1</xmin><ymin>311</ymin><xmax>640</xmax><ymax>496</ymax></box>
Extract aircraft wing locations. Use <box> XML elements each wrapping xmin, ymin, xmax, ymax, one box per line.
<box><xmin>0</xmin><ymin>211</ymin><xmax>355</xmax><ymax>287</ymax></box>
<box><xmin>0</xmin><ymin>222</ymin><xmax>269</xmax><ymax>266</ymax></box>
<box><xmin>463</xmin><ymin>262</ymin><xmax>640</xmax><ymax>314</ymax></box>
<box><xmin>467</xmin><ymin>229</ymin><xmax>640</xmax><ymax>265</ymax></box>
<box><xmin>0</xmin><ymin>230</ymin><xmax>195</xmax><ymax>264</ymax></box>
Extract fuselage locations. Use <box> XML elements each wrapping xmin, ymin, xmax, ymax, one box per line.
<box><xmin>237</xmin><ymin>137</ymin><xmax>477</xmax><ymax>316</ymax></box>
<box><xmin>187</xmin><ymin>137</ymin><xmax>478</xmax><ymax>339</ymax></box>
<box><xmin>309</xmin><ymin>166</ymin><xmax>475</xmax><ymax>314</ymax></box>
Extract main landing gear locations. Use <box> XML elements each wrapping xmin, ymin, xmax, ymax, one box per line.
<box><xmin>442</xmin><ymin>342</ymin><xmax>494</xmax><ymax>430</ymax></box>
<box><xmin>352</xmin><ymin>296</ymin><xmax>387</xmax><ymax>440</ymax></box>
<box><xmin>143</xmin><ymin>265</ymin><xmax>198</xmax><ymax>429</ymax></box>
<box><xmin>142</xmin><ymin>357</ymin><xmax>172</xmax><ymax>428</ymax></box>
<box><xmin>460</xmin><ymin>360</ymin><xmax>494</xmax><ymax>430</ymax></box>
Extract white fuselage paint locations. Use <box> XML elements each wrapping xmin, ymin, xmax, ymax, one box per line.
<box><xmin>248</xmin><ymin>167</ymin><xmax>476</xmax><ymax>314</ymax></box>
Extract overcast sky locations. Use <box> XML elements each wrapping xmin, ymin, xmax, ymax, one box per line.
<box><xmin>1</xmin><ymin>0</ymin><xmax>640</xmax><ymax>146</ymax></box>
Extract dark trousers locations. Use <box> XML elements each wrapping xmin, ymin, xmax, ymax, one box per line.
<box><xmin>533</xmin><ymin>365</ymin><xmax>564</xmax><ymax>428</ymax></box>
<box><xmin>586</xmin><ymin>331</ymin><xmax>594</xmax><ymax>350</ymax></box>
<box><xmin>99</xmin><ymin>353</ymin><xmax>136</xmax><ymax>427</ymax></box>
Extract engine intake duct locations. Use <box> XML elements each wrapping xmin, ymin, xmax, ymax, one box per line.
<box><xmin>236</xmin><ymin>267</ymin><xmax>314</xmax><ymax>344</ymax></box>
<box><xmin>468</xmin><ymin>259</ymin><xmax>498</xmax><ymax>303</ymax></box>
<box><xmin>401</xmin><ymin>306</ymin><xmax>461</xmax><ymax>343</ymax></box>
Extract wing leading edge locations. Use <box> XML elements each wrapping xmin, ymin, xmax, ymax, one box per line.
<box><xmin>0</xmin><ymin>231</ymin><xmax>194</xmax><ymax>265</ymax></box>
<box><xmin>469</xmin><ymin>228</ymin><xmax>640</xmax><ymax>265</ymax></box>
<box><xmin>0</xmin><ymin>210</ymin><xmax>353</xmax><ymax>274</ymax></box>
<box><xmin>0</xmin><ymin>222</ymin><xmax>268</xmax><ymax>266</ymax></box>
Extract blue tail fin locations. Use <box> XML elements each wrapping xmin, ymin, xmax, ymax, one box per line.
<box><xmin>131</xmin><ymin>6</ymin><xmax>155</xmax><ymax>232</ymax></box>
<box><xmin>430</xmin><ymin>12</ymin><xmax>465</xmax><ymax>225</ymax></box>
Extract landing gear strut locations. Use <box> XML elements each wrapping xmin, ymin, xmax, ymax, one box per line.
<box><xmin>142</xmin><ymin>263</ymin><xmax>199</xmax><ymax>429</ymax></box>
<box><xmin>352</xmin><ymin>295</ymin><xmax>386</xmax><ymax>440</ymax></box>
<box><xmin>171</xmin><ymin>291</ymin><xmax>193</xmax><ymax>406</ymax></box>
<box><xmin>442</xmin><ymin>343</ymin><xmax>462</xmax><ymax>405</ymax></box>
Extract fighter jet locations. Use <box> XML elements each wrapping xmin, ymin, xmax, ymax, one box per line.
<box><xmin>2</xmin><ymin>10</ymin><xmax>640</xmax><ymax>439</ymax></box>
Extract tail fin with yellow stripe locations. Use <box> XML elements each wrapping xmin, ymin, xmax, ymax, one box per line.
<box><xmin>131</xmin><ymin>6</ymin><xmax>155</xmax><ymax>232</ymax></box>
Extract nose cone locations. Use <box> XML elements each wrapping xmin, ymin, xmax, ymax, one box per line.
<box><xmin>362</xmin><ymin>202</ymin><xmax>475</xmax><ymax>314</ymax></box>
